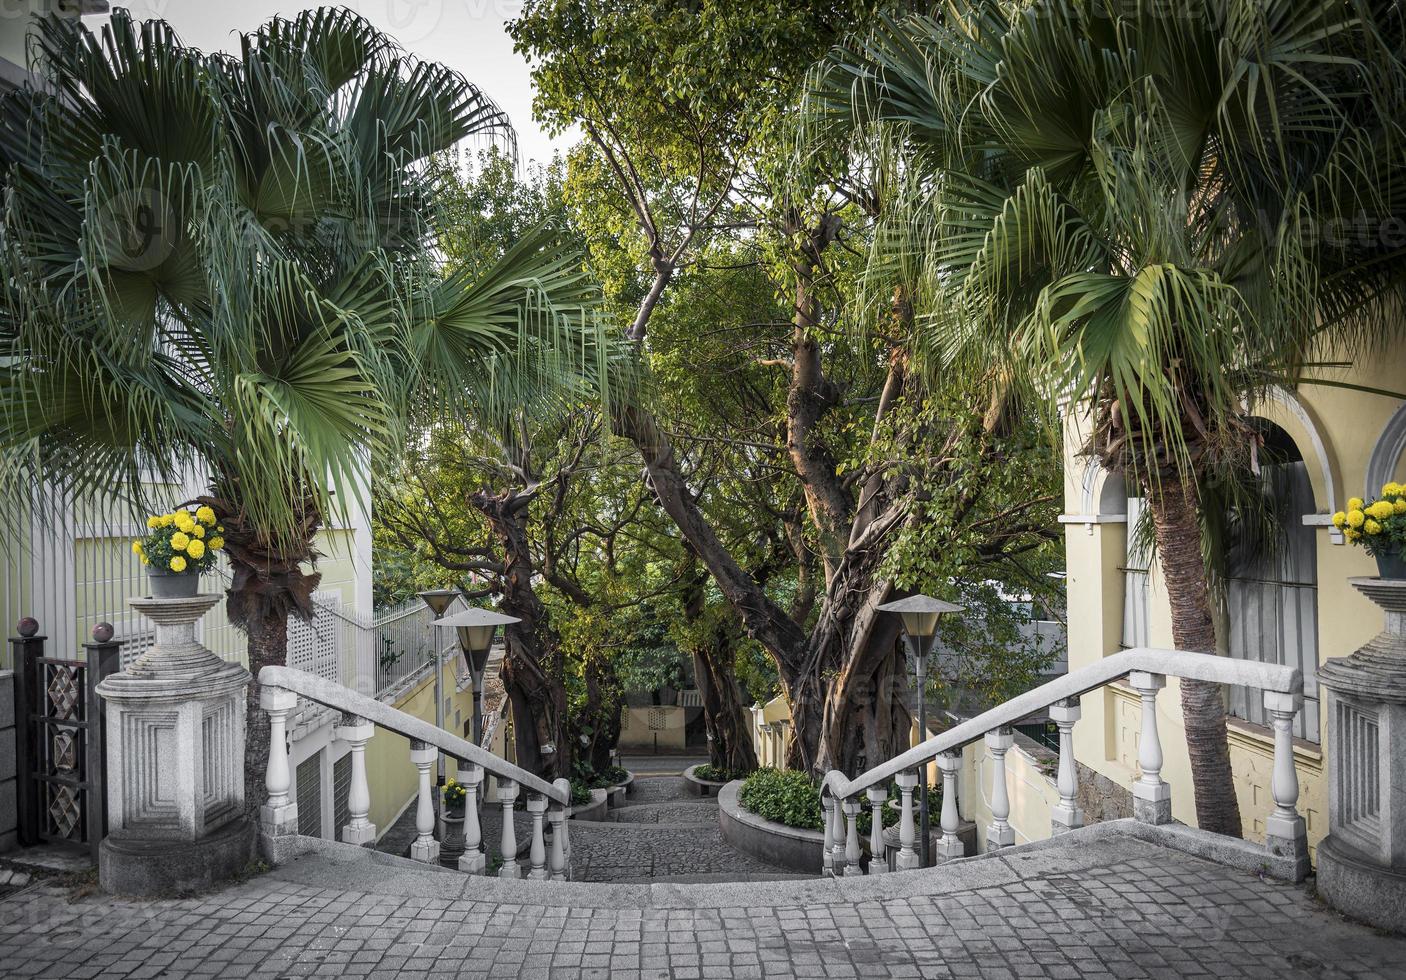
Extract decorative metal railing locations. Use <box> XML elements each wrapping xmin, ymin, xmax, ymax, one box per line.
<box><xmin>819</xmin><ymin>647</ymin><xmax>1308</xmax><ymax>882</ymax></box>
<box><xmin>258</xmin><ymin>665</ymin><xmax>572</xmax><ymax>880</ymax></box>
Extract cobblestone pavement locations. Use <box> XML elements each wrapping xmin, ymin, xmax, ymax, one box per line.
<box><xmin>625</xmin><ymin>776</ymin><xmax>697</xmax><ymax>804</ymax></box>
<box><xmin>609</xmin><ymin>801</ymin><xmax>718</xmax><ymax>825</ymax></box>
<box><xmin>1</xmin><ymin>835</ymin><xmax>1402</xmax><ymax>978</ymax></box>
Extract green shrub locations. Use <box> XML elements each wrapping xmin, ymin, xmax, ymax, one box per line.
<box><xmin>568</xmin><ymin>778</ymin><xmax>593</xmax><ymax>807</ymax></box>
<box><xmin>737</xmin><ymin>768</ymin><xmax>823</xmax><ymax>831</ymax></box>
<box><xmin>694</xmin><ymin>764</ymin><xmax>750</xmax><ymax>783</ymax></box>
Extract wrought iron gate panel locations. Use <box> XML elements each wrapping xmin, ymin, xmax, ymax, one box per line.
<box><xmin>11</xmin><ymin>626</ymin><xmax>120</xmax><ymax>859</ymax></box>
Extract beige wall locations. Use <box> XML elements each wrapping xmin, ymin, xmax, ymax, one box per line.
<box><xmin>619</xmin><ymin>705</ymin><xmax>688</xmax><ymax>751</ymax></box>
<box><xmin>1062</xmin><ymin>348</ymin><xmax>1406</xmax><ymax>858</ymax></box>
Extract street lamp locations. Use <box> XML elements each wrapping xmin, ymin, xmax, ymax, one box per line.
<box><xmin>416</xmin><ymin>589</ymin><xmax>460</xmax><ymax>786</ymax></box>
<box><xmin>432</xmin><ymin>607</ymin><xmax>520</xmax><ymax>747</ymax></box>
<box><xmin>877</xmin><ymin>593</ymin><xmax>964</xmax><ymax>867</ymax></box>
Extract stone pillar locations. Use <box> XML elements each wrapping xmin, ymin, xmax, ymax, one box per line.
<box><xmin>1129</xmin><ymin>671</ymin><xmax>1172</xmax><ymax>825</ymax></box>
<box><xmin>334</xmin><ymin>714</ymin><xmax>376</xmax><ymax>846</ymax></box>
<box><xmin>1318</xmin><ymin>578</ymin><xmax>1406</xmax><ymax>932</ymax></box>
<box><xmin>984</xmin><ymin>729</ymin><xmax>1015</xmax><ymax>851</ymax></box>
<box><xmin>1049</xmin><ymin>699</ymin><xmax>1084</xmax><ymax>834</ymax></box>
<box><xmin>96</xmin><ymin>595</ymin><xmax>252</xmax><ymax>896</ymax></box>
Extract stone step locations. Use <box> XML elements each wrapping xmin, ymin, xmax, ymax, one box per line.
<box><xmin>609</xmin><ymin>800</ymin><xmax>720</xmax><ymax>825</ymax></box>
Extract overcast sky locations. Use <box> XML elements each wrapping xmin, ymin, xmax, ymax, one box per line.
<box><xmin>97</xmin><ymin>1</ymin><xmax>571</xmax><ymax>166</ymax></box>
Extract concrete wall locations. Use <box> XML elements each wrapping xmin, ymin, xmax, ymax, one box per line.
<box><xmin>0</xmin><ymin>671</ymin><xmax>15</xmax><ymax>852</ymax></box>
<box><xmin>618</xmin><ymin>705</ymin><xmax>688</xmax><ymax>752</ymax></box>
<box><xmin>1062</xmin><ymin>346</ymin><xmax>1406</xmax><ymax>859</ymax></box>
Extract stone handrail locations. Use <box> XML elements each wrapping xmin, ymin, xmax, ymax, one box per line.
<box><xmin>258</xmin><ymin>665</ymin><xmax>572</xmax><ymax>880</ymax></box>
<box><xmin>817</xmin><ymin>647</ymin><xmax>1308</xmax><ymax>882</ymax></box>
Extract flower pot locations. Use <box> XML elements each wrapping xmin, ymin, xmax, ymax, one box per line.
<box><xmin>1376</xmin><ymin>551</ymin><xmax>1406</xmax><ymax>580</ymax></box>
<box><xmin>147</xmin><ymin>569</ymin><xmax>200</xmax><ymax>599</ymax></box>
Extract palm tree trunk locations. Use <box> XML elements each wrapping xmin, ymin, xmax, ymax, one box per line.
<box><xmin>1144</xmin><ymin>473</ymin><xmax>1243</xmax><ymax>838</ymax></box>
<box><xmin>242</xmin><ymin>604</ymin><xmax>287</xmax><ymax>823</ymax></box>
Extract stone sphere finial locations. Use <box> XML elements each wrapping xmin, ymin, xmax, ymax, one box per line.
<box><xmin>92</xmin><ymin>622</ymin><xmax>115</xmax><ymax>643</ymax></box>
<box><xmin>16</xmin><ymin>616</ymin><xmax>38</xmax><ymax>638</ymax></box>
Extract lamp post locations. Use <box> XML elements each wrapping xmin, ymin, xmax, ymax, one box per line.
<box><xmin>416</xmin><ymin>589</ymin><xmax>459</xmax><ymax>785</ymax></box>
<box><xmin>432</xmin><ymin>607</ymin><xmax>521</xmax><ymax>747</ymax></box>
<box><xmin>877</xmin><ymin>594</ymin><xmax>964</xmax><ymax>868</ymax></box>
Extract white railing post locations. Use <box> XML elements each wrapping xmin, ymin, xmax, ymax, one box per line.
<box><xmin>1050</xmin><ymin>698</ymin><xmax>1084</xmax><ymax>835</ymax></box>
<box><xmin>935</xmin><ymin>751</ymin><xmax>965</xmax><ymax>861</ymax></box>
<box><xmin>548</xmin><ymin>804</ymin><xmax>567</xmax><ymax>880</ymax></box>
<box><xmin>985</xmin><ymin>728</ymin><xmax>1015</xmax><ymax>852</ymax></box>
<box><xmin>1264</xmin><ymin>690</ymin><xmax>1310</xmax><ymax>880</ymax></box>
<box><xmin>526</xmin><ymin>793</ymin><xmax>549</xmax><ymax>880</ymax></box>
<box><xmin>334</xmin><ymin>713</ymin><xmax>376</xmax><ymax>846</ymax></box>
<box><xmin>1129</xmin><ymin>671</ymin><xmax>1171</xmax><ymax>824</ymax></box>
<box><xmin>259</xmin><ymin>685</ymin><xmax>299</xmax><ymax>836</ymax></box>
<box><xmin>894</xmin><ymin>771</ymin><xmax>920</xmax><ymax>870</ymax></box>
<box><xmin>408</xmin><ymin>740</ymin><xmax>440</xmax><ymax>863</ymax></box>
<box><xmin>865</xmin><ymin>786</ymin><xmax>888</xmax><ymax>874</ymax></box>
<box><xmin>820</xmin><ymin>792</ymin><xmax>837</xmax><ymax>876</ymax></box>
<box><xmin>498</xmin><ymin>778</ymin><xmax>520</xmax><ymax>878</ymax></box>
<box><xmin>458</xmin><ymin>762</ymin><xmax>486</xmax><ymax>874</ymax></box>
<box><xmin>842</xmin><ymin>797</ymin><xmax>862</xmax><ymax>876</ymax></box>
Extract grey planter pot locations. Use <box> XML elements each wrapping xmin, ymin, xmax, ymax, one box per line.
<box><xmin>1376</xmin><ymin>551</ymin><xmax>1406</xmax><ymax>580</ymax></box>
<box><xmin>147</xmin><ymin>569</ymin><xmax>201</xmax><ymax>599</ymax></box>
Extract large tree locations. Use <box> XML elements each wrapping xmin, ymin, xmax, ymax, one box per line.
<box><xmin>0</xmin><ymin>9</ymin><xmax>593</xmax><ymax>808</ymax></box>
<box><xmin>811</xmin><ymin>0</ymin><xmax>1406</xmax><ymax>834</ymax></box>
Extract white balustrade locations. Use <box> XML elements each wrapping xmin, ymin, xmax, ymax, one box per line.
<box><xmin>935</xmin><ymin>752</ymin><xmax>965</xmax><ymax>861</ymax></box>
<box><xmin>334</xmin><ymin>713</ymin><xmax>376</xmax><ymax>846</ymax></box>
<box><xmin>408</xmin><ymin>740</ymin><xmax>440</xmax><ymax>864</ymax></box>
<box><xmin>894</xmin><ymin>771</ymin><xmax>919</xmax><ymax>870</ymax></box>
<box><xmin>820</xmin><ymin>793</ymin><xmax>837</xmax><ymax>876</ymax></box>
<box><xmin>526</xmin><ymin>793</ymin><xmax>549</xmax><ymax>880</ymax></box>
<box><xmin>259</xmin><ymin>685</ymin><xmax>299</xmax><ymax>836</ymax></box>
<box><xmin>1049</xmin><ymin>699</ymin><xmax>1083</xmax><ymax>835</ymax></box>
<box><xmin>1129</xmin><ymin>671</ymin><xmax>1171</xmax><ymax>824</ymax></box>
<box><xmin>1263</xmin><ymin>690</ymin><xmax>1309</xmax><ymax>876</ymax></box>
<box><xmin>985</xmin><ymin>729</ymin><xmax>1014</xmax><ymax>851</ymax></box>
<box><xmin>548</xmin><ymin>805</ymin><xmax>567</xmax><ymax>880</ymax></box>
<box><xmin>842</xmin><ymin>797</ymin><xmax>862</xmax><ymax>876</ymax></box>
<box><xmin>866</xmin><ymin>786</ymin><xmax>888</xmax><ymax>874</ymax></box>
<box><xmin>498</xmin><ymin>778</ymin><xmax>520</xmax><ymax>878</ymax></box>
<box><xmin>458</xmin><ymin>763</ymin><xmax>486</xmax><ymax>874</ymax></box>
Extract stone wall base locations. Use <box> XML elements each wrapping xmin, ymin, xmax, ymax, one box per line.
<box><xmin>1318</xmin><ymin>835</ymin><xmax>1406</xmax><ymax>935</ymax></box>
<box><xmin>101</xmin><ymin>818</ymin><xmax>255</xmax><ymax>898</ymax></box>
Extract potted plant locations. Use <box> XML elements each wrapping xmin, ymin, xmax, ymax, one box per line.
<box><xmin>132</xmin><ymin>506</ymin><xmax>224</xmax><ymax>599</ymax></box>
<box><xmin>1333</xmin><ymin>483</ymin><xmax>1406</xmax><ymax>579</ymax></box>
<box><xmin>439</xmin><ymin>777</ymin><xmax>468</xmax><ymax>865</ymax></box>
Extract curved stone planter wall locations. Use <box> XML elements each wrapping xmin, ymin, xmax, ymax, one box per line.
<box><xmin>717</xmin><ymin>780</ymin><xmax>823</xmax><ymax>874</ymax></box>
<box><xmin>570</xmin><ymin>788</ymin><xmax>609</xmax><ymax>823</ymax></box>
<box><xmin>606</xmin><ymin>772</ymin><xmax>635</xmax><ymax>808</ymax></box>
<box><xmin>683</xmin><ymin>765</ymin><xmax>729</xmax><ymax>798</ymax></box>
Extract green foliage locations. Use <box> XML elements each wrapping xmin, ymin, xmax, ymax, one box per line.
<box><xmin>568</xmin><ymin>778</ymin><xmax>593</xmax><ymax>807</ymax></box>
<box><xmin>737</xmin><ymin>768</ymin><xmax>823</xmax><ymax>831</ymax></box>
<box><xmin>693</xmin><ymin>764</ymin><xmax>750</xmax><ymax>783</ymax></box>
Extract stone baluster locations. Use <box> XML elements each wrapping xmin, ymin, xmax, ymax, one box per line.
<box><xmin>894</xmin><ymin>771</ymin><xmax>919</xmax><ymax>870</ymax></box>
<box><xmin>985</xmin><ymin>729</ymin><xmax>1015</xmax><ymax>852</ymax></box>
<box><xmin>260</xmin><ymin>685</ymin><xmax>299</xmax><ymax>837</ymax></box>
<box><xmin>842</xmin><ymin>797</ymin><xmax>862</xmax><ymax>876</ymax></box>
<box><xmin>1050</xmin><ymin>698</ymin><xmax>1084</xmax><ymax>835</ymax></box>
<box><xmin>935</xmin><ymin>752</ymin><xmax>965</xmax><ymax>861</ymax></box>
<box><xmin>498</xmin><ymin>778</ymin><xmax>520</xmax><ymax>878</ymax></box>
<box><xmin>334</xmin><ymin>713</ymin><xmax>376</xmax><ymax>846</ymax></box>
<box><xmin>1263</xmin><ymin>691</ymin><xmax>1309</xmax><ymax>879</ymax></box>
<box><xmin>526</xmin><ymin>793</ymin><xmax>549</xmax><ymax>880</ymax></box>
<box><xmin>408</xmin><ymin>740</ymin><xmax>440</xmax><ymax>863</ymax></box>
<box><xmin>458</xmin><ymin>763</ymin><xmax>486</xmax><ymax>874</ymax></box>
<box><xmin>548</xmin><ymin>804</ymin><xmax>567</xmax><ymax>880</ymax></box>
<box><xmin>865</xmin><ymin>786</ymin><xmax>888</xmax><ymax>874</ymax></box>
<box><xmin>820</xmin><ymin>793</ymin><xmax>837</xmax><ymax>876</ymax></box>
<box><xmin>1129</xmin><ymin>672</ymin><xmax>1171</xmax><ymax>824</ymax></box>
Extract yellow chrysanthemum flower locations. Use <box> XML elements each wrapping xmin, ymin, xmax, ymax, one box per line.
<box><xmin>146</xmin><ymin>516</ymin><xmax>160</xmax><ymax>530</ymax></box>
<box><xmin>1332</xmin><ymin>511</ymin><xmax>1348</xmax><ymax>529</ymax></box>
<box><xmin>1348</xmin><ymin>509</ymin><xmax>1366</xmax><ymax>528</ymax></box>
<box><xmin>1346</xmin><ymin>528</ymin><xmax>1362</xmax><ymax>541</ymax></box>
<box><xmin>169</xmin><ymin>555</ymin><xmax>187</xmax><ymax>572</ymax></box>
<box><xmin>1368</xmin><ymin>500</ymin><xmax>1395</xmax><ymax>521</ymax></box>
<box><xmin>170</xmin><ymin>531</ymin><xmax>190</xmax><ymax>551</ymax></box>
<box><xmin>1366</xmin><ymin>519</ymin><xmax>1383</xmax><ymax>535</ymax></box>
<box><xmin>175</xmin><ymin>514</ymin><xmax>195</xmax><ymax>534</ymax></box>
<box><xmin>187</xmin><ymin>539</ymin><xmax>206</xmax><ymax>559</ymax></box>
<box><xmin>131</xmin><ymin>540</ymin><xmax>144</xmax><ymax>555</ymax></box>
<box><xmin>160</xmin><ymin>514</ymin><xmax>175</xmax><ymax>527</ymax></box>
<box><xmin>208</xmin><ymin>536</ymin><xmax>224</xmax><ymax>550</ymax></box>
<box><xmin>1384</xmin><ymin>482</ymin><xmax>1403</xmax><ymax>497</ymax></box>
<box><xmin>191</xmin><ymin>524</ymin><xmax>205</xmax><ymax>538</ymax></box>
<box><xmin>1349</xmin><ymin>497</ymin><xmax>1365</xmax><ymax>512</ymax></box>
<box><xmin>196</xmin><ymin>506</ymin><xmax>216</xmax><ymax>524</ymax></box>
<box><xmin>1395</xmin><ymin>500</ymin><xmax>1406</xmax><ymax>516</ymax></box>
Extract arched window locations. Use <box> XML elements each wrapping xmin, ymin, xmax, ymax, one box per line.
<box><xmin>1224</xmin><ymin>422</ymin><xmax>1320</xmax><ymax>742</ymax></box>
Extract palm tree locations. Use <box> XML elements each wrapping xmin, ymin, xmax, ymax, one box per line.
<box><xmin>0</xmin><ymin>8</ymin><xmax>595</xmax><ymax>809</ymax></box>
<box><xmin>809</xmin><ymin>0</ymin><xmax>1406</xmax><ymax>835</ymax></box>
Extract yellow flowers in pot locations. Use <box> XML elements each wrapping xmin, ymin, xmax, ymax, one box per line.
<box><xmin>1333</xmin><ymin>483</ymin><xmax>1406</xmax><ymax>578</ymax></box>
<box><xmin>132</xmin><ymin>506</ymin><xmax>224</xmax><ymax>575</ymax></box>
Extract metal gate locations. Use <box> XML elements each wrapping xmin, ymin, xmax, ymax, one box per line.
<box><xmin>11</xmin><ymin>624</ymin><xmax>119</xmax><ymax>859</ymax></box>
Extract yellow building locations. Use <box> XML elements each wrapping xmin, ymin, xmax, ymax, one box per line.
<box><xmin>1061</xmin><ymin>357</ymin><xmax>1406</xmax><ymax>858</ymax></box>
